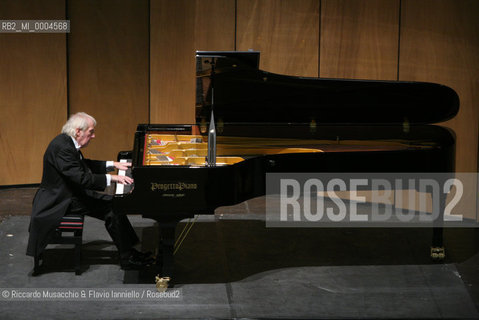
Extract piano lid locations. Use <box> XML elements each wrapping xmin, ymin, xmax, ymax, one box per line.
<box><xmin>195</xmin><ymin>51</ymin><xmax>459</xmax><ymax>126</ymax></box>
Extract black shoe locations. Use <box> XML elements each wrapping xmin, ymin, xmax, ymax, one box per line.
<box><xmin>120</xmin><ymin>254</ymin><xmax>151</xmax><ymax>270</ymax></box>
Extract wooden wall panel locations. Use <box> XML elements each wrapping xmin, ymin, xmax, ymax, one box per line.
<box><xmin>320</xmin><ymin>0</ymin><xmax>400</xmax><ymax>80</ymax></box>
<box><xmin>2</xmin><ymin>0</ymin><xmax>479</xmax><ymax>188</ymax></box>
<box><xmin>150</xmin><ymin>0</ymin><xmax>235</xmax><ymax>124</ymax></box>
<box><xmin>150</xmin><ymin>0</ymin><xmax>195</xmax><ymax>124</ymax></box>
<box><xmin>0</xmin><ymin>0</ymin><xmax>67</xmax><ymax>185</ymax></box>
<box><xmin>399</xmin><ymin>0</ymin><xmax>479</xmax><ymax>174</ymax></box>
<box><xmin>236</xmin><ymin>0</ymin><xmax>319</xmax><ymax>77</ymax></box>
<box><xmin>194</xmin><ymin>0</ymin><xmax>236</xmax><ymax>51</ymax></box>
<box><xmin>68</xmin><ymin>0</ymin><xmax>149</xmax><ymax>161</ymax></box>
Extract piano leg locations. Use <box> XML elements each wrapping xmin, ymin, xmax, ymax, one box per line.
<box><xmin>154</xmin><ymin>219</ymin><xmax>179</xmax><ymax>288</ymax></box>
<box><xmin>430</xmin><ymin>190</ymin><xmax>446</xmax><ymax>260</ymax></box>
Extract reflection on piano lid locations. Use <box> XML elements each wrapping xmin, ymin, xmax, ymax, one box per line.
<box><xmin>195</xmin><ymin>51</ymin><xmax>458</xmax><ymax>126</ymax></box>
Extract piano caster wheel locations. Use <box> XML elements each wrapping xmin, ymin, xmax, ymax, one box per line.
<box><xmin>430</xmin><ymin>247</ymin><xmax>445</xmax><ymax>260</ymax></box>
<box><xmin>155</xmin><ymin>275</ymin><xmax>171</xmax><ymax>292</ymax></box>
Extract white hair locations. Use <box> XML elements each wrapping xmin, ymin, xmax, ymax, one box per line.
<box><xmin>61</xmin><ymin>112</ymin><xmax>97</xmax><ymax>138</ymax></box>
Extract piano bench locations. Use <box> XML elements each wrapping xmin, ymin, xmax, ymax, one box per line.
<box><xmin>34</xmin><ymin>213</ymin><xmax>84</xmax><ymax>276</ymax></box>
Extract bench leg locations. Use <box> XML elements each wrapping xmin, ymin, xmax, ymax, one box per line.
<box><xmin>74</xmin><ymin>242</ymin><xmax>82</xmax><ymax>275</ymax></box>
<box><xmin>33</xmin><ymin>253</ymin><xmax>42</xmax><ymax>276</ymax></box>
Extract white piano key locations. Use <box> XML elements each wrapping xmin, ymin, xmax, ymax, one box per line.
<box><xmin>115</xmin><ymin>159</ymin><xmax>128</xmax><ymax>195</ymax></box>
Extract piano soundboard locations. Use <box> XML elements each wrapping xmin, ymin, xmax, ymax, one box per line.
<box><xmin>140</xmin><ymin>131</ymin><xmax>434</xmax><ymax>168</ymax></box>
<box><xmin>143</xmin><ymin>133</ymin><xmax>244</xmax><ymax>166</ymax></box>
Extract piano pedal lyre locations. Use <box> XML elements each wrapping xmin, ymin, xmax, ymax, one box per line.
<box><xmin>155</xmin><ymin>275</ymin><xmax>170</xmax><ymax>292</ymax></box>
<box><xmin>430</xmin><ymin>246</ymin><xmax>445</xmax><ymax>260</ymax></box>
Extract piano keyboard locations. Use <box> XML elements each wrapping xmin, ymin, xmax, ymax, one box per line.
<box><xmin>115</xmin><ymin>159</ymin><xmax>133</xmax><ymax>195</ymax></box>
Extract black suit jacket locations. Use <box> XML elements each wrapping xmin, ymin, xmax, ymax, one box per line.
<box><xmin>26</xmin><ymin>133</ymin><xmax>109</xmax><ymax>257</ymax></box>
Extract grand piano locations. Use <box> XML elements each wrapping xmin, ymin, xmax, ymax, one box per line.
<box><xmin>113</xmin><ymin>51</ymin><xmax>459</xmax><ymax>285</ymax></box>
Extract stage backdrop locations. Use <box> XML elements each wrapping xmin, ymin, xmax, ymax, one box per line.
<box><xmin>0</xmin><ymin>0</ymin><xmax>478</xmax><ymax>187</ymax></box>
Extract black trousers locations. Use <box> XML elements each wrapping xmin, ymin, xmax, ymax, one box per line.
<box><xmin>69</xmin><ymin>195</ymin><xmax>139</xmax><ymax>258</ymax></box>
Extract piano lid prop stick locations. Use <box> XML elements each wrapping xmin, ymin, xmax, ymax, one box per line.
<box><xmin>206</xmin><ymin>57</ymin><xmax>217</xmax><ymax>167</ymax></box>
<box><xmin>207</xmin><ymin>111</ymin><xmax>216</xmax><ymax>166</ymax></box>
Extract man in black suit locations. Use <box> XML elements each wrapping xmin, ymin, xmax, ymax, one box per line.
<box><xmin>26</xmin><ymin>112</ymin><xmax>151</xmax><ymax>269</ymax></box>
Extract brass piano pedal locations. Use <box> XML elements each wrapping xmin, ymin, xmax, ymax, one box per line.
<box><xmin>155</xmin><ymin>275</ymin><xmax>170</xmax><ymax>292</ymax></box>
<box><xmin>430</xmin><ymin>246</ymin><xmax>445</xmax><ymax>260</ymax></box>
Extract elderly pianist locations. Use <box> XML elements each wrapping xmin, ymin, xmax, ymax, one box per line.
<box><xmin>26</xmin><ymin>112</ymin><xmax>152</xmax><ymax>270</ymax></box>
